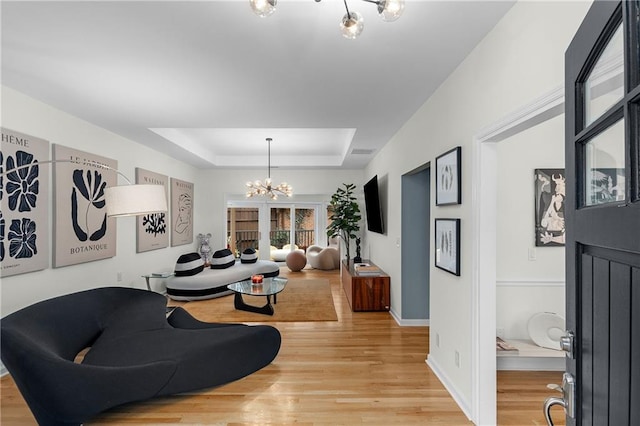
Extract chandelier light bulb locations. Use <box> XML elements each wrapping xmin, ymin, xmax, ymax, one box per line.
<box><xmin>340</xmin><ymin>11</ymin><xmax>364</xmax><ymax>39</ymax></box>
<box><xmin>250</xmin><ymin>0</ymin><xmax>277</xmax><ymax>18</ymax></box>
<box><xmin>378</xmin><ymin>0</ymin><xmax>404</xmax><ymax>22</ymax></box>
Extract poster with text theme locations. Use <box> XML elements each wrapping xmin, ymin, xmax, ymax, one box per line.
<box><xmin>170</xmin><ymin>177</ymin><xmax>193</xmax><ymax>247</ymax></box>
<box><xmin>136</xmin><ymin>168</ymin><xmax>169</xmax><ymax>253</ymax></box>
<box><xmin>1</xmin><ymin>128</ymin><xmax>50</xmax><ymax>277</ymax></box>
<box><xmin>53</xmin><ymin>145</ymin><xmax>117</xmax><ymax>267</ymax></box>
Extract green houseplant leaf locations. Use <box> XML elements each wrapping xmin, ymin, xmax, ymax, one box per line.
<box><xmin>327</xmin><ymin>183</ymin><xmax>361</xmax><ymax>262</ymax></box>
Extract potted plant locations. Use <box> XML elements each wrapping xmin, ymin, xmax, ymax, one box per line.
<box><xmin>327</xmin><ymin>183</ymin><xmax>361</xmax><ymax>263</ymax></box>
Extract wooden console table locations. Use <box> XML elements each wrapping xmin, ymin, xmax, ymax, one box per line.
<box><xmin>341</xmin><ymin>260</ymin><xmax>390</xmax><ymax>312</ymax></box>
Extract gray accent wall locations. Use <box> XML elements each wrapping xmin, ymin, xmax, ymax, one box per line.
<box><xmin>401</xmin><ymin>166</ymin><xmax>430</xmax><ymax>319</ymax></box>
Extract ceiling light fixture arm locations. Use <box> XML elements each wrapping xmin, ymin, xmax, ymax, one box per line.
<box><xmin>343</xmin><ymin>0</ymin><xmax>352</xmax><ymax>20</ymax></box>
<box><xmin>267</xmin><ymin>137</ymin><xmax>272</xmax><ymax>180</ymax></box>
<box><xmin>360</xmin><ymin>0</ymin><xmax>386</xmax><ymax>15</ymax></box>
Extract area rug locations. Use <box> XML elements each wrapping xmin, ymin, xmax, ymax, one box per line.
<box><xmin>175</xmin><ymin>278</ymin><xmax>338</xmax><ymax>322</ymax></box>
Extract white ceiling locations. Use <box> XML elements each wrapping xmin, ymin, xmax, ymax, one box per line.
<box><xmin>1</xmin><ymin>0</ymin><xmax>514</xmax><ymax>169</ymax></box>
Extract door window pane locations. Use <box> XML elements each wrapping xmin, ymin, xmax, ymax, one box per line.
<box><xmin>270</xmin><ymin>206</ymin><xmax>291</xmax><ymax>248</ymax></box>
<box><xmin>227</xmin><ymin>208</ymin><xmax>259</xmax><ymax>257</ymax></box>
<box><xmin>584</xmin><ymin>119</ymin><xmax>626</xmax><ymax>206</ymax></box>
<box><xmin>295</xmin><ymin>208</ymin><xmax>315</xmax><ymax>252</ymax></box>
<box><xmin>585</xmin><ymin>23</ymin><xmax>624</xmax><ymax>126</ymax></box>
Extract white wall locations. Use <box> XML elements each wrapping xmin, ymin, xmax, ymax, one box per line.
<box><xmin>364</xmin><ymin>0</ymin><xmax>591</xmax><ymax>419</ymax></box>
<box><xmin>1</xmin><ymin>86</ymin><xmax>364</xmax><ymax>318</ymax></box>
<box><xmin>496</xmin><ymin>113</ymin><xmax>565</xmax><ymax>340</ymax></box>
<box><xmin>1</xmin><ymin>86</ymin><xmax>200</xmax><ymax>316</ymax></box>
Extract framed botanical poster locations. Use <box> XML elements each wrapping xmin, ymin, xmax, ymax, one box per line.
<box><xmin>435</xmin><ymin>146</ymin><xmax>461</xmax><ymax>206</ymax></box>
<box><xmin>1</xmin><ymin>128</ymin><xmax>50</xmax><ymax>277</ymax></box>
<box><xmin>534</xmin><ymin>168</ymin><xmax>565</xmax><ymax>247</ymax></box>
<box><xmin>170</xmin><ymin>177</ymin><xmax>193</xmax><ymax>247</ymax></box>
<box><xmin>52</xmin><ymin>145</ymin><xmax>117</xmax><ymax>267</ymax></box>
<box><xmin>435</xmin><ymin>218</ymin><xmax>460</xmax><ymax>276</ymax></box>
<box><xmin>135</xmin><ymin>168</ymin><xmax>169</xmax><ymax>253</ymax></box>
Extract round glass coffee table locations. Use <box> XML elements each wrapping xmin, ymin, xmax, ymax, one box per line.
<box><xmin>227</xmin><ymin>277</ymin><xmax>288</xmax><ymax>316</ymax></box>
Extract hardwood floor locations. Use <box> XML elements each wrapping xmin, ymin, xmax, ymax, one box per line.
<box><xmin>1</xmin><ymin>267</ymin><xmax>565</xmax><ymax>425</ymax></box>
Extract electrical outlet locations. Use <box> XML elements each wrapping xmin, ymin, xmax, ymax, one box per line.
<box><xmin>454</xmin><ymin>350</ymin><xmax>460</xmax><ymax>367</ymax></box>
<box><xmin>528</xmin><ymin>247</ymin><xmax>537</xmax><ymax>261</ymax></box>
<box><xmin>117</xmin><ymin>272</ymin><xmax>123</xmax><ymax>282</ymax></box>
<box><xmin>435</xmin><ymin>333</ymin><xmax>440</xmax><ymax>348</ymax></box>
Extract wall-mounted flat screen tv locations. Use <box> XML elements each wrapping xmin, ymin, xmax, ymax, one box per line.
<box><xmin>364</xmin><ymin>175</ymin><xmax>384</xmax><ymax>234</ymax></box>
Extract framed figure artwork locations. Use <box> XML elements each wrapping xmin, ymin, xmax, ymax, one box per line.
<box><xmin>1</xmin><ymin>128</ymin><xmax>50</xmax><ymax>277</ymax></box>
<box><xmin>435</xmin><ymin>147</ymin><xmax>461</xmax><ymax>206</ymax></box>
<box><xmin>534</xmin><ymin>168</ymin><xmax>565</xmax><ymax>246</ymax></box>
<box><xmin>585</xmin><ymin>167</ymin><xmax>625</xmax><ymax>206</ymax></box>
<box><xmin>136</xmin><ymin>168</ymin><xmax>169</xmax><ymax>253</ymax></box>
<box><xmin>434</xmin><ymin>218</ymin><xmax>460</xmax><ymax>276</ymax></box>
<box><xmin>52</xmin><ymin>145</ymin><xmax>117</xmax><ymax>267</ymax></box>
<box><xmin>171</xmin><ymin>177</ymin><xmax>193</xmax><ymax>247</ymax></box>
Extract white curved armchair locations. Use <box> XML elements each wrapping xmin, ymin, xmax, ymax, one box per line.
<box><xmin>306</xmin><ymin>245</ymin><xmax>340</xmax><ymax>270</ymax></box>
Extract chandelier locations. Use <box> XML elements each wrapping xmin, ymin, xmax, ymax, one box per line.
<box><xmin>249</xmin><ymin>0</ymin><xmax>405</xmax><ymax>39</ymax></box>
<box><xmin>246</xmin><ymin>138</ymin><xmax>293</xmax><ymax>200</ymax></box>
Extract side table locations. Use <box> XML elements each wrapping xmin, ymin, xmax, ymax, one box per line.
<box><xmin>142</xmin><ymin>272</ymin><xmax>174</xmax><ymax>292</ymax></box>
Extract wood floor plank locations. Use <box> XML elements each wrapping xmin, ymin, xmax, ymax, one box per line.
<box><xmin>1</xmin><ymin>267</ymin><xmax>564</xmax><ymax>425</ymax></box>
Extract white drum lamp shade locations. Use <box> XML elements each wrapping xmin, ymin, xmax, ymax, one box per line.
<box><xmin>104</xmin><ymin>184</ymin><xmax>167</xmax><ymax>217</ymax></box>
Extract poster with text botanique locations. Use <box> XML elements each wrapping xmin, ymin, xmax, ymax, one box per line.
<box><xmin>53</xmin><ymin>144</ymin><xmax>116</xmax><ymax>267</ymax></box>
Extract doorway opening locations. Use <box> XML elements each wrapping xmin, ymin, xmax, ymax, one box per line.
<box><xmin>401</xmin><ymin>164</ymin><xmax>430</xmax><ymax>323</ymax></box>
<box><xmin>472</xmin><ymin>86</ymin><xmax>565</xmax><ymax>424</ymax></box>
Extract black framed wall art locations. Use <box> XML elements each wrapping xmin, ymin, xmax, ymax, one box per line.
<box><xmin>534</xmin><ymin>168</ymin><xmax>565</xmax><ymax>246</ymax></box>
<box><xmin>435</xmin><ymin>146</ymin><xmax>461</xmax><ymax>206</ymax></box>
<box><xmin>434</xmin><ymin>218</ymin><xmax>460</xmax><ymax>276</ymax></box>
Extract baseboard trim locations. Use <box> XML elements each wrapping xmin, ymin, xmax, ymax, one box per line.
<box><xmin>390</xmin><ymin>309</ymin><xmax>429</xmax><ymax>326</ymax></box>
<box><xmin>426</xmin><ymin>355</ymin><xmax>473</xmax><ymax>421</ymax></box>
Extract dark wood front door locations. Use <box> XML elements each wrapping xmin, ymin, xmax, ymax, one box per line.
<box><xmin>565</xmin><ymin>1</ymin><xmax>640</xmax><ymax>424</ymax></box>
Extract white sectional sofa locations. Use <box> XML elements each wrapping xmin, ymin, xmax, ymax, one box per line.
<box><xmin>166</xmin><ymin>260</ymin><xmax>280</xmax><ymax>301</ymax></box>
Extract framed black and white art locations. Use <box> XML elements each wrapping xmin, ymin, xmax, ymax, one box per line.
<box><xmin>435</xmin><ymin>218</ymin><xmax>460</xmax><ymax>276</ymax></box>
<box><xmin>534</xmin><ymin>168</ymin><xmax>565</xmax><ymax>247</ymax></box>
<box><xmin>170</xmin><ymin>177</ymin><xmax>194</xmax><ymax>247</ymax></box>
<box><xmin>435</xmin><ymin>146</ymin><xmax>461</xmax><ymax>206</ymax></box>
<box><xmin>52</xmin><ymin>145</ymin><xmax>117</xmax><ymax>267</ymax></box>
<box><xmin>1</xmin><ymin>128</ymin><xmax>50</xmax><ymax>277</ymax></box>
<box><xmin>136</xmin><ymin>168</ymin><xmax>169</xmax><ymax>253</ymax></box>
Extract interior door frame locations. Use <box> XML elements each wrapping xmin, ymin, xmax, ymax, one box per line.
<box><xmin>472</xmin><ymin>86</ymin><xmax>565</xmax><ymax>424</ymax></box>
